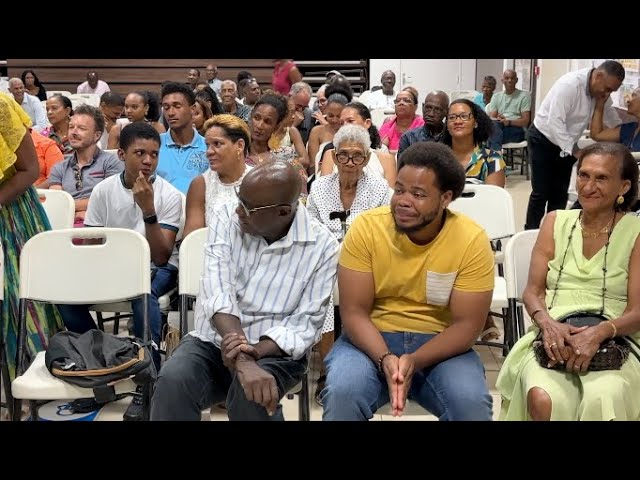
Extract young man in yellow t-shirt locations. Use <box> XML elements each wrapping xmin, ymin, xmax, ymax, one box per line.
<box><xmin>321</xmin><ymin>142</ymin><xmax>495</xmax><ymax>421</ymax></box>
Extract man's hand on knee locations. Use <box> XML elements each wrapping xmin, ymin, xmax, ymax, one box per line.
<box><xmin>221</xmin><ymin>332</ymin><xmax>259</xmax><ymax>369</ymax></box>
<box><xmin>236</xmin><ymin>361</ymin><xmax>279</xmax><ymax>416</ymax></box>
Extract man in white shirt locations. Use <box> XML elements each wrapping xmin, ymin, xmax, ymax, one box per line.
<box><xmin>524</xmin><ymin>60</ymin><xmax>624</xmax><ymax>230</ymax></box>
<box><xmin>77</xmin><ymin>71</ymin><xmax>111</xmax><ymax>97</ymax></box>
<box><xmin>365</xmin><ymin>70</ymin><xmax>398</xmax><ymax>111</ymax></box>
<box><xmin>151</xmin><ymin>161</ymin><xmax>340</xmax><ymax>421</ymax></box>
<box><xmin>8</xmin><ymin>77</ymin><xmax>47</xmax><ymax>131</ymax></box>
<box><xmin>59</xmin><ymin>122</ymin><xmax>182</xmax><ymax>375</ymax></box>
<box><xmin>205</xmin><ymin>64</ymin><xmax>222</xmax><ymax>96</ymax></box>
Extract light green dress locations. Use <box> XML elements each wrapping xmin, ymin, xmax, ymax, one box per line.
<box><xmin>497</xmin><ymin>210</ymin><xmax>640</xmax><ymax>421</ymax></box>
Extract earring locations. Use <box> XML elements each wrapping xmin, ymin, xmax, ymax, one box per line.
<box><xmin>617</xmin><ymin>195</ymin><xmax>624</xmax><ymax>205</ymax></box>
<box><xmin>237</xmin><ymin>150</ymin><xmax>241</xmax><ymax>160</ymax></box>
<box><xmin>474</xmin><ymin>124</ymin><xmax>478</xmax><ymax>129</ymax></box>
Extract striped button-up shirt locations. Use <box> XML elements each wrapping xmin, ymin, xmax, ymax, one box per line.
<box><xmin>191</xmin><ymin>202</ymin><xmax>340</xmax><ymax>360</ymax></box>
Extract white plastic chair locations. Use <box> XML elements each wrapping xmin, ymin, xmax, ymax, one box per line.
<box><xmin>370</xmin><ymin>109</ymin><xmax>394</xmax><ymax>129</ymax></box>
<box><xmin>70</xmin><ymin>93</ymin><xmax>100</xmax><ymax>107</ymax></box>
<box><xmin>11</xmin><ymin>228</ymin><xmax>152</xmax><ymax>421</ymax></box>
<box><xmin>502</xmin><ymin>140</ymin><xmax>529</xmax><ymax>179</ymax></box>
<box><xmin>504</xmin><ymin>230</ymin><xmax>539</xmax><ymax>343</ymax></box>
<box><xmin>449</xmin><ymin>184</ymin><xmax>516</xmax><ymax>352</ymax></box>
<box><xmin>36</xmin><ymin>189</ymin><xmax>75</xmax><ymax>230</ymax></box>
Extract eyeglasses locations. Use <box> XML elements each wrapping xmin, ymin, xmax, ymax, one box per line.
<box><xmin>447</xmin><ymin>113</ymin><xmax>474</xmax><ymax>122</ymax></box>
<box><xmin>393</xmin><ymin>97</ymin><xmax>415</xmax><ymax>105</ymax></box>
<box><xmin>234</xmin><ymin>187</ymin><xmax>292</xmax><ymax>216</ymax></box>
<box><xmin>335</xmin><ymin>151</ymin><xmax>367</xmax><ymax>165</ymax></box>
<box><xmin>73</xmin><ymin>165</ymin><xmax>83</xmax><ymax>191</ymax></box>
<box><xmin>423</xmin><ymin>105</ymin><xmax>444</xmax><ymax>114</ymax></box>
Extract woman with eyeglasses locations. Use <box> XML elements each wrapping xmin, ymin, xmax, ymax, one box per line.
<box><xmin>306</xmin><ymin>123</ymin><xmax>394</xmax><ymax>405</ymax></box>
<box><xmin>183</xmin><ymin>114</ymin><xmax>253</xmax><ymax>239</ymax></box>
<box><xmin>441</xmin><ymin>99</ymin><xmax>507</xmax><ymax>343</ymax></box>
<box><xmin>319</xmin><ymin>101</ymin><xmax>397</xmax><ymax>186</ymax></box>
<box><xmin>379</xmin><ymin>87</ymin><xmax>425</xmax><ymax>154</ymax></box>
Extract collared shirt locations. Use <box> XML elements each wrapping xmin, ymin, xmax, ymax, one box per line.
<box><xmin>191</xmin><ymin>203</ymin><xmax>340</xmax><ymax>360</ymax></box>
<box><xmin>534</xmin><ymin>68</ymin><xmax>621</xmax><ymax>156</ymax></box>
<box><xmin>208</xmin><ymin>78</ymin><xmax>222</xmax><ymax>96</ymax></box>
<box><xmin>398</xmin><ymin>123</ymin><xmax>445</xmax><ymax>157</ymax></box>
<box><xmin>365</xmin><ymin>89</ymin><xmax>398</xmax><ymax>111</ymax></box>
<box><xmin>84</xmin><ymin>173</ymin><xmax>182</xmax><ymax>268</ymax></box>
<box><xmin>48</xmin><ymin>148</ymin><xmax>123</xmax><ymax>199</ymax></box>
<box><xmin>17</xmin><ymin>92</ymin><xmax>48</xmax><ymax>131</ymax></box>
<box><xmin>157</xmin><ymin>128</ymin><xmax>208</xmax><ymax>194</ymax></box>
<box><xmin>231</xmin><ymin>101</ymin><xmax>251</xmax><ymax>122</ymax></box>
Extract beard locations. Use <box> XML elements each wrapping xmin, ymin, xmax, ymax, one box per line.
<box><xmin>393</xmin><ymin>207</ymin><xmax>441</xmax><ymax>234</ymax></box>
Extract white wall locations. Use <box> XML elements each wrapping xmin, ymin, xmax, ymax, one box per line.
<box><xmin>535</xmin><ymin>59</ymin><xmax>571</xmax><ymax>110</ymax></box>
<box><xmin>369</xmin><ymin>60</ymin><xmax>402</xmax><ymax>90</ymax></box>
<box><xmin>475</xmin><ymin>59</ymin><xmax>503</xmax><ymax>91</ymax></box>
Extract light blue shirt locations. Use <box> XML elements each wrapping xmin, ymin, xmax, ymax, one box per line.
<box><xmin>18</xmin><ymin>92</ymin><xmax>48</xmax><ymax>131</ymax></box>
<box><xmin>157</xmin><ymin>128</ymin><xmax>208</xmax><ymax>194</ymax></box>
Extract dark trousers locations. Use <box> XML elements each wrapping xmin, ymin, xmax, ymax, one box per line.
<box><xmin>488</xmin><ymin>121</ymin><xmax>526</xmax><ymax>151</ymax></box>
<box><xmin>524</xmin><ymin>124</ymin><xmax>576</xmax><ymax>230</ymax></box>
<box><xmin>150</xmin><ymin>335</ymin><xmax>307</xmax><ymax>421</ymax></box>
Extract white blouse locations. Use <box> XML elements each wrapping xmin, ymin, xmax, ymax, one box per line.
<box><xmin>203</xmin><ymin>166</ymin><xmax>252</xmax><ymax>226</ymax></box>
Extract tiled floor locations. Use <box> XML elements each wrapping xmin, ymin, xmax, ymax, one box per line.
<box><xmin>3</xmin><ymin>168</ymin><xmax>533</xmax><ymax>422</ymax></box>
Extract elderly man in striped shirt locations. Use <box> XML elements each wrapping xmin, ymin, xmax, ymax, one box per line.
<box><xmin>151</xmin><ymin>160</ymin><xmax>340</xmax><ymax>421</ymax></box>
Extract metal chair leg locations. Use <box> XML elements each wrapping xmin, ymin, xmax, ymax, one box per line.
<box><xmin>298</xmin><ymin>372</ymin><xmax>310</xmax><ymax>422</ymax></box>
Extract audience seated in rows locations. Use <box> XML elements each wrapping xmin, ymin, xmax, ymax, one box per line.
<box><xmin>487</xmin><ymin>69</ymin><xmax>531</xmax><ymax>151</ymax></box>
<box><xmin>398</xmin><ymin>90</ymin><xmax>449</xmax><ymax>157</ymax></box>
<box><xmin>108</xmin><ymin>91</ymin><xmax>166</xmax><ymax>149</ymax></box>
<box><xmin>41</xmin><ymin>94</ymin><xmax>74</xmax><ymax>155</ymax></box>
<box><xmin>8</xmin><ymin>77</ymin><xmax>48</xmax><ymax>131</ymax></box>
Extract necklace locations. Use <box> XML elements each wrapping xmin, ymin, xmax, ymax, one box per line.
<box><xmin>579</xmin><ymin>211</ymin><xmax>615</xmax><ymax>239</ymax></box>
<box><xmin>549</xmin><ymin>211</ymin><xmax>616</xmax><ymax>313</ymax></box>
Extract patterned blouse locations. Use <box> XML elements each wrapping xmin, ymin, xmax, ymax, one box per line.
<box><xmin>40</xmin><ymin>125</ymin><xmax>73</xmax><ymax>155</ymax></box>
<box><xmin>464</xmin><ymin>144</ymin><xmax>506</xmax><ymax>184</ymax></box>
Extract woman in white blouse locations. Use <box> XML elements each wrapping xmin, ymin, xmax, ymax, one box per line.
<box><xmin>306</xmin><ymin>123</ymin><xmax>393</xmax><ymax>404</ymax></box>
<box><xmin>183</xmin><ymin>114</ymin><xmax>252</xmax><ymax>238</ymax></box>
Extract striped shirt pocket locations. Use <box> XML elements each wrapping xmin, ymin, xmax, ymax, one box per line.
<box><xmin>426</xmin><ymin>271</ymin><xmax>457</xmax><ymax>307</ymax></box>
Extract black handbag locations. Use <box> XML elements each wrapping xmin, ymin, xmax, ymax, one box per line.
<box><xmin>532</xmin><ymin>312</ymin><xmax>631</xmax><ymax>371</ymax></box>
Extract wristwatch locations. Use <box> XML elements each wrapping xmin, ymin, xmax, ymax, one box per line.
<box><xmin>143</xmin><ymin>213</ymin><xmax>158</xmax><ymax>225</ymax></box>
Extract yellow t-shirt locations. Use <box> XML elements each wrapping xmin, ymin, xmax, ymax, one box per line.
<box><xmin>0</xmin><ymin>92</ymin><xmax>32</xmax><ymax>182</ymax></box>
<box><xmin>339</xmin><ymin>205</ymin><xmax>495</xmax><ymax>333</ymax></box>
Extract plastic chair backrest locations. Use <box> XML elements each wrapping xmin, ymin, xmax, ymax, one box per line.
<box><xmin>46</xmin><ymin>90</ymin><xmax>72</xmax><ymax>99</ymax></box>
<box><xmin>450</xmin><ymin>90</ymin><xmax>479</xmax><ymax>101</ymax></box>
<box><xmin>178</xmin><ymin>227</ymin><xmax>208</xmax><ymax>297</ymax></box>
<box><xmin>36</xmin><ymin>189</ymin><xmax>75</xmax><ymax>230</ymax></box>
<box><xmin>19</xmin><ymin>228</ymin><xmax>151</xmax><ymax>304</ymax></box>
<box><xmin>504</xmin><ymin>229</ymin><xmax>539</xmax><ymax>299</ymax></box>
<box><xmin>370</xmin><ymin>108</ymin><xmax>394</xmax><ymax>129</ymax></box>
<box><xmin>448</xmin><ymin>184</ymin><xmax>516</xmax><ymax>240</ymax></box>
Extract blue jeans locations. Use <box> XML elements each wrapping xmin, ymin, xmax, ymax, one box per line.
<box><xmin>321</xmin><ymin>333</ymin><xmax>493</xmax><ymax>421</ymax></box>
<box><xmin>488</xmin><ymin>121</ymin><xmax>526</xmax><ymax>151</ymax></box>
<box><xmin>57</xmin><ymin>264</ymin><xmax>177</xmax><ymax>371</ymax></box>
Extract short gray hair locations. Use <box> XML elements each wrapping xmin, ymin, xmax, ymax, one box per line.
<box><xmin>289</xmin><ymin>81</ymin><xmax>312</xmax><ymax>97</ymax></box>
<box><xmin>333</xmin><ymin>124</ymin><xmax>371</xmax><ymax>154</ymax></box>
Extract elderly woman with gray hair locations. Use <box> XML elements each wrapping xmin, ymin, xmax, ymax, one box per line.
<box><xmin>306</xmin><ymin>123</ymin><xmax>393</xmax><ymax>404</ymax></box>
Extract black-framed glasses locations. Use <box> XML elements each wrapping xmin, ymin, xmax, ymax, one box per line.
<box><xmin>447</xmin><ymin>113</ymin><xmax>473</xmax><ymax>122</ymax></box>
<box><xmin>234</xmin><ymin>187</ymin><xmax>292</xmax><ymax>216</ymax></box>
<box><xmin>335</xmin><ymin>151</ymin><xmax>367</xmax><ymax>165</ymax></box>
<box><xmin>73</xmin><ymin>165</ymin><xmax>83</xmax><ymax>190</ymax></box>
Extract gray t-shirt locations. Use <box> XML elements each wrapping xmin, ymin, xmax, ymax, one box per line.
<box><xmin>48</xmin><ymin>149</ymin><xmax>123</xmax><ymax>199</ymax></box>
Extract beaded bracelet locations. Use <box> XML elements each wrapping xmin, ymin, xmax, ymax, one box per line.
<box><xmin>378</xmin><ymin>351</ymin><xmax>393</xmax><ymax>372</ymax></box>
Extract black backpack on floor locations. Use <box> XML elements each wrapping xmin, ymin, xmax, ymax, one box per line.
<box><xmin>45</xmin><ymin>330</ymin><xmax>157</xmax><ymax>403</ymax></box>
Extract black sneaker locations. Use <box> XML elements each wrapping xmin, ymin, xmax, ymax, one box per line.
<box><xmin>123</xmin><ymin>386</ymin><xmax>145</xmax><ymax>421</ymax></box>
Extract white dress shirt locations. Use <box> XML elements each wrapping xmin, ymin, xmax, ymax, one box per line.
<box><xmin>534</xmin><ymin>68</ymin><xmax>621</xmax><ymax>156</ymax></box>
<box><xmin>191</xmin><ymin>202</ymin><xmax>340</xmax><ymax>360</ymax></box>
<box><xmin>365</xmin><ymin>89</ymin><xmax>398</xmax><ymax>111</ymax></box>
<box><xmin>77</xmin><ymin>80</ymin><xmax>111</xmax><ymax>97</ymax></box>
<box><xmin>17</xmin><ymin>93</ymin><xmax>48</xmax><ymax>131</ymax></box>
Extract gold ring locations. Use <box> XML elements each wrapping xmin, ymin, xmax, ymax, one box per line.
<box><xmin>549</xmin><ymin>342</ymin><xmax>557</xmax><ymax>347</ymax></box>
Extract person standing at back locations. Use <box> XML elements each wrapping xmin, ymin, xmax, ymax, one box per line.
<box><xmin>272</xmin><ymin>59</ymin><xmax>303</xmax><ymax>95</ymax></box>
<box><xmin>524</xmin><ymin>60</ymin><xmax>624</xmax><ymax>230</ymax></box>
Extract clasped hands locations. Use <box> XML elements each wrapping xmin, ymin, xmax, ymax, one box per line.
<box><xmin>540</xmin><ymin>322</ymin><xmax>604</xmax><ymax>373</ymax></box>
<box><xmin>221</xmin><ymin>332</ymin><xmax>278</xmax><ymax>416</ymax></box>
<box><xmin>380</xmin><ymin>353</ymin><xmax>416</xmax><ymax>417</ymax></box>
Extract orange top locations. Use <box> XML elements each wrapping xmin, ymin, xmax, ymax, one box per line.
<box><xmin>31</xmin><ymin>129</ymin><xmax>64</xmax><ymax>184</ymax></box>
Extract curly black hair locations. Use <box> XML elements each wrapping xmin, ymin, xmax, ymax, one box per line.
<box><xmin>440</xmin><ymin>98</ymin><xmax>495</xmax><ymax>147</ymax></box>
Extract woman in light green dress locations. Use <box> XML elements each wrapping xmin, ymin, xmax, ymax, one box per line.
<box><xmin>497</xmin><ymin>142</ymin><xmax>640</xmax><ymax>420</ymax></box>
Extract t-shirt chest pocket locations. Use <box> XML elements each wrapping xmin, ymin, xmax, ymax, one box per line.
<box><xmin>425</xmin><ymin>271</ymin><xmax>457</xmax><ymax>306</ymax></box>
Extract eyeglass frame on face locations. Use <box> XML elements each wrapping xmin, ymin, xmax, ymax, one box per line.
<box><xmin>393</xmin><ymin>97</ymin><xmax>415</xmax><ymax>105</ymax></box>
<box><xmin>447</xmin><ymin>112</ymin><xmax>474</xmax><ymax>122</ymax></box>
<box><xmin>234</xmin><ymin>187</ymin><xmax>293</xmax><ymax>216</ymax></box>
<box><xmin>335</xmin><ymin>150</ymin><xmax>368</xmax><ymax>165</ymax></box>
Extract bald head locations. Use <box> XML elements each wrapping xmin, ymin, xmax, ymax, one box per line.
<box><xmin>242</xmin><ymin>160</ymin><xmax>301</xmax><ymax>205</ymax></box>
<box><xmin>423</xmin><ymin>90</ymin><xmax>449</xmax><ymax>127</ymax></box>
<box><xmin>502</xmin><ymin>69</ymin><xmax>518</xmax><ymax>93</ymax></box>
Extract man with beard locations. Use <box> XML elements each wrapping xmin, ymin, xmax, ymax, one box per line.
<box><xmin>321</xmin><ymin>142</ymin><xmax>495</xmax><ymax>421</ymax></box>
<box><xmin>397</xmin><ymin>90</ymin><xmax>449</xmax><ymax>158</ymax></box>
